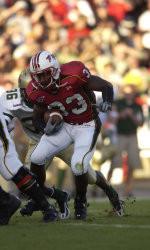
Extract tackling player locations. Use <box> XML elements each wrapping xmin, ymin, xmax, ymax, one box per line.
<box><xmin>0</xmin><ymin>105</ymin><xmax>59</xmax><ymax>224</ymax></box>
<box><xmin>24</xmin><ymin>50</ymin><xmax>124</xmax><ymax>219</ymax></box>
<box><xmin>0</xmin><ymin>86</ymin><xmax>70</xmax><ymax>220</ymax></box>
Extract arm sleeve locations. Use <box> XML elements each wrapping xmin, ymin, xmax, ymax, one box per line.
<box><xmin>72</xmin><ymin>61</ymin><xmax>91</xmax><ymax>88</ymax></box>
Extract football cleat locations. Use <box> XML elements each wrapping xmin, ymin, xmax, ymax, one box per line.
<box><xmin>43</xmin><ymin>187</ymin><xmax>70</xmax><ymax>219</ymax></box>
<box><xmin>42</xmin><ymin>205</ymin><xmax>58</xmax><ymax>222</ymax></box>
<box><xmin>20</xmin><ymin>200</ymin><xmax>40</xmax><ymax>216</ymax></box>
<box><xmin>20</xmin><ymin>189</ymin><xmax>70</xmax><ymax>219</ymax></box>
<box><xmin>74</xmin><ymin>197</ymin><xmax>87</xmax><ymax>220</ymax></box>
<box><xmin>106</xmin><ymin>186</ymin><xmax>124</xmax><ymax>216</ymax></box>
<box><xmin>0</xmin><ymin>193</ymin><xmax>21</xmax><ymax>225</ymax></box>
<box><xmin>57</xmin><ymin>191</ymin><xmax>70</xmax><ymax>219</ymax></box>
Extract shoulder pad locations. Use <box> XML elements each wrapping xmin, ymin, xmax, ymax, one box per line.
<box><xmin>61</xmin><ymin>61</ymin><xmax>86</xmax><ymax>77</ymax></box>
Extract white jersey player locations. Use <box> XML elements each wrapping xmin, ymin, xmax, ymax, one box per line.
<box><xmin>0</xmin><ymin>88</ymin><xmax>42</xmax><ymax>142</ymax></box>
<box><xmin>0</xmin><ymin>103</ymin><xmax>63</xmax><ymax>222</ymax></box>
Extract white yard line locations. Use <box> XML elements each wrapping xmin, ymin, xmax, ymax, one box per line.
<box><xmin>88</xmin><ymin>197</ymin><xmax>150</xmax><ymax>202</ymax></box>
<box><xmin>64</xmin><ymin>223</ymin><xmax>150</xmax><ymax>229</ymax></box>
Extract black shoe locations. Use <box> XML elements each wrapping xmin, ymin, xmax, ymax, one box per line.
<box><xmin>43</xmin><ymin>205</ymin><xmax>58</xmax><ymax>222</ymax></box>
<box><xmin>42</xmin><ymin>186</ymin><xmax>70</xmax><ymax>219</ymax></box>
<box><xmin>0</xmin><ymin>194</ymin><xmax>21</xmax><ymax>225</ymax></box>
<box><xmin>56</xmin><ymin>191</ymin><xmax>70</xmax><ymax>219</ymax></box>
<box><xmin>106</xmin><ymin>186</ymin><xmax>124</xmax><ymax>216</ymax></box>
<box><xmin>74</xmin><ymin>198</ymin><xmax>87</xmax><ymax>220</ymax></box>
<box><xmin>20</xmin><ymin>200</ymin><xmax>40</xmax><ymax>216</ymax></box>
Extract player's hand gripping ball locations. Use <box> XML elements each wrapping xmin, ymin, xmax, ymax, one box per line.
<box><xmin>44</xmin><ymin>110</ymin><xmax>62</xmax><ymax>124</ymax></box>
<box><xmin>44</xmin><ymin>110</ymin><xmax>63</xmax><ymax>135</ymax></box>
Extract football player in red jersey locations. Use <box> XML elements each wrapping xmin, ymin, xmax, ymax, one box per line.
<box><xmin>25</xmin><ymin>50</ymin><xmax>123</xmax><ymax>219</ymax></box>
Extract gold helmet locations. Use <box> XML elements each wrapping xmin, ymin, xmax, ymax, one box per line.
<box><xmin>18</xmin><ymin>68</ymin><xmax>31</xmax><ymax>88</ymax></box>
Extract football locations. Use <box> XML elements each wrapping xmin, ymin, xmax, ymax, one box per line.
<box><xmin>44</xmin><ymin>109</ymin><xmax>64</xmax><ymax>135</ymax></box>
<box><xmin>44</xmin><ymin>110</ymin><xmax>63</xmax><ymax>125</ymax></box>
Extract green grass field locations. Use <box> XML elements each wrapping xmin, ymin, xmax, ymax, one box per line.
<box><xmin>0</xmin><ymin>199</ymin><xmax>150</xmax><ymax>250</ymax></box>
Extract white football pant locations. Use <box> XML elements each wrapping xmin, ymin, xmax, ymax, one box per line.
<box><xmin>31</xmin><ymin>121</ymin><xmax>99</xmax><ymax>176</ymax></box>
<box><xmin>0</xmin><ymin>107</ymin><xmax>22</xmax><ymax>180</ymax></box>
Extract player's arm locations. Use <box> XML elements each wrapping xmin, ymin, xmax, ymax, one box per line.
<box><xmin>87</xmin><ymin>75</ymin><xmax>114</xmax><ymax>112</ymax></box>
<box><xmin>32</xmin><ymin>104</ymin><xmax>47</xmax><ymax>132</ymax></box>
<box><xmin>77</xmin><ymin>62</ymin><xmax>114</xmax><ymax>112</ymax></box>
<box><xmin>87</xmin><ymin>75</ymin><xmax>114</xmax><ymax>103</ymax></box>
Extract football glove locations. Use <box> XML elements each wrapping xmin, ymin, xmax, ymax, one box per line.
<box><xmin>99</xmin><ymin>101</ymin><xmax>112</xmax><ymax>112</ymax></box>
<box><xmin>44</xmin><ymin>115</ymin><xmax>63</xmax><ymax>135</ymax></box>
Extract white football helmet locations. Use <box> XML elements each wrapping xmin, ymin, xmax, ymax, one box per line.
<box><xmin>29</xmin><ymin>51</ymin><xmax>60</xmax><ymax>89</ymax></box>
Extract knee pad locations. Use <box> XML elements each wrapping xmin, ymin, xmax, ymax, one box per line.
<box><xmin>12</xmin><ymin>166</ymin><xmax>36</xmax><ymax>192</ymax></box>
<box><xmin>71</xmin><ymin>151</ymin><xmax>92</xmax><ymax>176</ymax></box>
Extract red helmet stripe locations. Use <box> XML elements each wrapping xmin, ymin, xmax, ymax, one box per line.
<box><xmin>32</xmin><ymin>52</ymin><xmax>41</xmax><ymax>70</ymax></box>
<box><xmin>36</xmin><ymin>51</ymin><xmax>42</xmax><ymax>69</ymax></box>
<box><xmin>31</xmin><ymin>56</ymin><xmax>35</xmax><ymax>70</ymax></box>
<box><xmin>32</xmin><ymin>54</ymin><xmax>37</xmax><ymax>70</ymax></box>
<box><xmin>34</xmin><ymin>52</ymin><xmax>39</xmax><ymax>69</ymax></box>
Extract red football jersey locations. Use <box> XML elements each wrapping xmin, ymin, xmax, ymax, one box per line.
<box><xmin>26</xmin><ymin>61</ymin><xmax>98</xmax><ymax>124</ymax></box>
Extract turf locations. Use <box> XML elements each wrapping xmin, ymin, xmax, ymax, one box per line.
<box><xmin>0</xmin><ymin>199</ymin><xmax>150</xmax><ymax>250</ymax></box>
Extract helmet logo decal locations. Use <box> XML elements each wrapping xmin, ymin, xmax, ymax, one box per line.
<box><xmin>46</xmin><ymin>54</ymin><xmax>51</xmax><ymax>63</ymax></box>
<box><xmin>46</xmin><ymin>53</ymin><xmax>55</xmax><ymax>63</ymax></box>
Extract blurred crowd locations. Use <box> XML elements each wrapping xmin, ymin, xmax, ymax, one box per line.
<box><xmin>0</xmin><ymin>0</ymin><xmax>150</xmax><ymax>91</ymax></box>
<box><xmin>0</xmin><ymin>0</ymin><xmax>150</xmax><ymax>197</ymax></box>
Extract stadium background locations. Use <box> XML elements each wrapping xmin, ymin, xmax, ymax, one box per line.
<box><xmin>0</xmin><ymin>0</ymin><xmax>150</xmax><ymax>198</ymax></box>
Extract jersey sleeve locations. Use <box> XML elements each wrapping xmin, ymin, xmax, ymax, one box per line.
<box><xmin>62</xmin><ymin>61</ymin><xmax>91</xmax><ymax>88</ymax></box>
<box><xmin>74</xmin><ymin>61</ymin><xmax>91</xmax><ymax>87</ymax></box>
<box><xmin>78</xmin><ymin>62</ymin><xmax>91</xmax><ymax>82</ymax></box>
<box><xmin>0</xmin><ymin>103</ymin><xmax>14</xmax><ymax>132</ymax></box>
